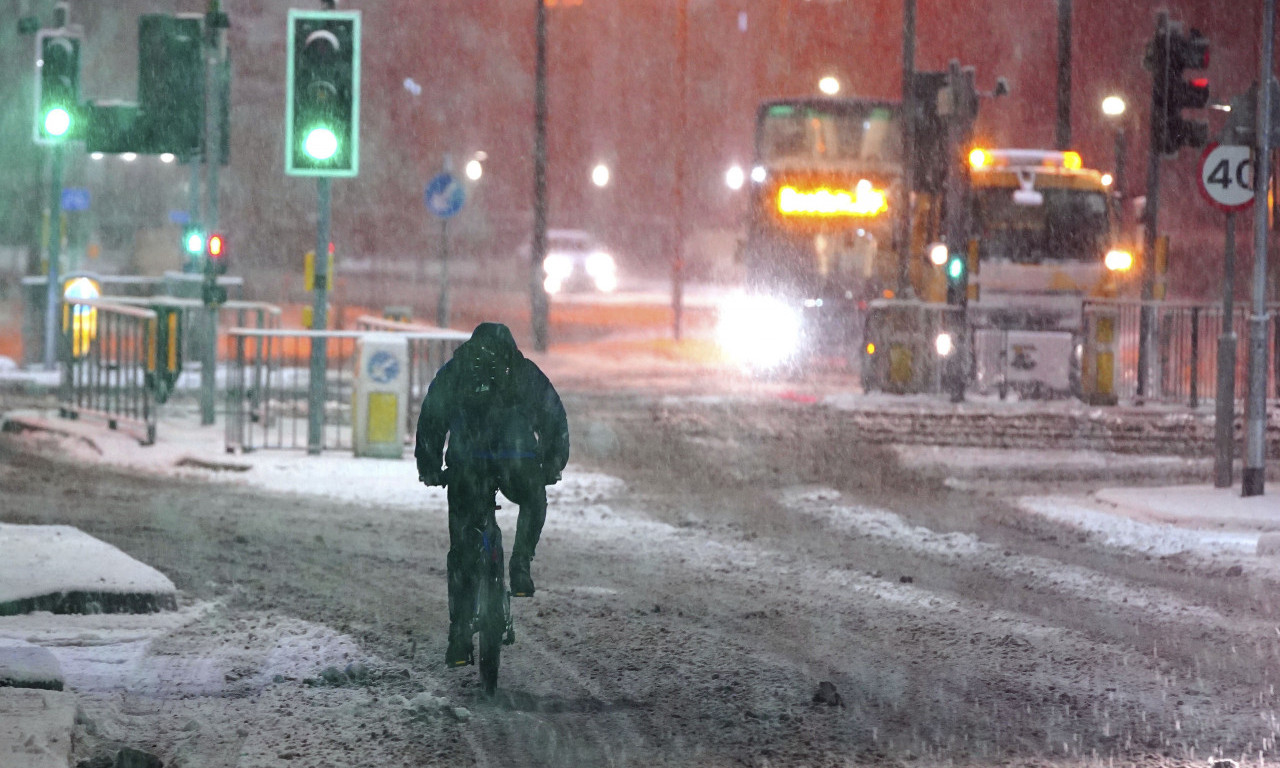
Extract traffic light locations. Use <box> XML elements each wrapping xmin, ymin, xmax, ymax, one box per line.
<box><xmin>1147</xmin><ymin>23</ymin><xmax>1210</xmax><ymax>154</ymax></box>
<box><xmin>34</xmin><ymin>30</ymin><xmax>82</xmax><ymax>143</ymax></box>
<box><xmin>206</xmin><ymin>233</ymin><xmax>227</xmax><ymax>275</ymax></box>
<box><xmin>286</xmin><ymin>9</ymin><xmax>361</xmax><ymax>177</ymax></box>
<box><xmin>138</xmin><ymin>14</ymin><xmax>205</xmax><ymax>155</ymax></box>
<box><xmin>182</xmin><ymin>225</ymin><xmax>205</xmax><ymax>270</ymax></box>
<box><xmin>945</xmin><ymin>251</ymin><xmax>967</xmax><ymax>305</ymax></box>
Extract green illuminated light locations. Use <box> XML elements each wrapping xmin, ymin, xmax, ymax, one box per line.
<box><xmin>43</xmin><ymin>107</ymin><xmax>71</xmax><ymax>137</ymax></box>
<box><xmin>947</xmin><ymin>257</ymin><xmax>965</xmax><ymax>281</ymax></box>
<box><xmin>303</xmin><ymin>127</ymin><xmax>338</xmax><ymax>160</ymax></box>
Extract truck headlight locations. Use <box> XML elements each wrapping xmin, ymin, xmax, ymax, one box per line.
<box><xmin>1104</xmin><ymin>249</ymin><xmax>1134</xmax><ymax>272</ymax></box>
<box><xmin>935</xmin><ymin>332</ymin><xmax>954</xmax><ymax>357</ymax></box>
<box><xmin>717</xmin><ymin>294</ymin><xmax>803</xmax><ymax>369</ymax></box>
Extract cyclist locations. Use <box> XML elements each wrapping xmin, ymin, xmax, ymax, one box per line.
<box><xmin>415</xmin><ymin>322</ymin><xmax>570</xmax><ymax>667</ymax></box>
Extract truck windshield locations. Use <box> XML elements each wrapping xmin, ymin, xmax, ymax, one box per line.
<box><xmin>973</xmin><ymin>187</ymin><xmax>1110</xmax><ymax>264</ymax></box>
<box><xmin>757</xmin><ymin>103</ymin><xmax>901</xmax><ymax>164</ymax></box>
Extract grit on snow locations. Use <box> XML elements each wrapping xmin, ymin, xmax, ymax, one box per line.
<box><xmin>2</xmin><ymin>364</ymin><xmax>1277</xmax><ymax>766</ymax></box>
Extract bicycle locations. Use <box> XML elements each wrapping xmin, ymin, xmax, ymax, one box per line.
<box><xmin>433</xmin><ymin>467</ymin><xmax>516</xmax><ymax>695</ymax></box>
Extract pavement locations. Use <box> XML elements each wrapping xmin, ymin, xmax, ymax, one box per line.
<box><xmin>0</xmin><ymin>354</ymin><xmax>1276</xmax><ymax>767</ymax></box>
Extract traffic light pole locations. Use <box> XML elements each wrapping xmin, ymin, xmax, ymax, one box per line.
<box><xmin>200</xmin><ymin>0</ymin><xmax>227</xmax><ymax>427</ymax></box>
<box><xmin>1243</xmin><ymin>0</ymin><xmax>1274</xmax><ymax>497</ymax></box>
<box><xmin>1137</xmin><ymin>13</ymin><xmax>1169</xmax><ymax>403</ymax></box>
<box><xmin>307</xmin><ymin>177</ymin><xmax>331</xmax><ymax>455</ymax></box>
<box><xmin>42</xmin><ymin>143</ymin><xmax>65</xmax><ymax>370</ymax></box>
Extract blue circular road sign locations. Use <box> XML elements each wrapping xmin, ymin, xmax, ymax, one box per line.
<box><xmin>424</xmin><ymin>172</ymin><xmax>465</xmax><ymax>219</ymax></box>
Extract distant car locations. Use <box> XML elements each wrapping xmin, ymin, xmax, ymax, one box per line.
<box><xmin>527</xmin><ymin>229</ymin><xmax>619</xmax><ymax>295</ymax></box>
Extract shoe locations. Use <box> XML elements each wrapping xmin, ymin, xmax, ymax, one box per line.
<box><xmin>509</xmin><ymin>553</ymin><xmax>535</xmax><ymax>597</ymax></box>
<box><xmin>446</xmin><ymin>625</ymin><xmax>473</xmax><ymax>667</ymax></box>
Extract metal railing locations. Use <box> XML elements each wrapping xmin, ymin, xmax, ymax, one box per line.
<box><xmin>58</xmin><ymin>297</ymin><xmax>159</xmax><ymax>444</ymax></box>
<box><xmin>225</xmin><ymin>323</ymin><xmax>468</xmax><ymax>452</ymax></box>
<box><xmin>108</xmin><ymin>296</ymin><xmax>282</xmax><ymax>368</ymax></box>
<box><xmin>1085</xmin><ymin>299</ymin><xmax>1280</xmax><ymax>406</ymax></box>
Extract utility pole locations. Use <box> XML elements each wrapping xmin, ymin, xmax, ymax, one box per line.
<box><xmin>896</xmin><ymin>0</ymin><xmax>917</xmax><ymax>296</ymax></box>
<box><xmin>1055</xmin><ymin>0</ymin><xmax>1073</xmax><ymax>150</ymax></box>
<box><xmin>672</xmin><ymin>0</ymin><xmax>688</xmax><ymax>340</ymax></box>
<box><xmin>1243</xmin><ymin>0</ymin><xmax>1274</xmax><ymax>497</ymax></box>
<box><xmin>531</xmin><ymin>0</ymin><xmax>549</xmax><ymax>351</ymax></box>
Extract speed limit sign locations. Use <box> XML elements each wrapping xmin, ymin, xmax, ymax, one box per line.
<box><xmin>1198</xmin><ymin>143</ymin><xmax>1255</xmax><ymax>212</ymax></box>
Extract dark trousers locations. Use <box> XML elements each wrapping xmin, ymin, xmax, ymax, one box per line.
<box><xmin>445</xmin><ymin>458</ymin><xmax>546</xmax><ymax>627</ymax></box>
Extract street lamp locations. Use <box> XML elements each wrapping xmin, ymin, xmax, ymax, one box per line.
<box><xmin>591</xmin><ymin>163</ymin><xmax>610</xmax><ymax>188</ymax></box>
<box><xmin>725</xmin><ymin>164</ymin><xmax>745</xmax><ymax>191</ymax></box>
<box><xmin>818</xmin><ymin>76</ymin><xmax>840</xmax><ymax>96</ymax></box>
<box><xmin>1101</xmin><ymin>95</ymin><xmax>1128</xmax><ymax>211</ymax></box>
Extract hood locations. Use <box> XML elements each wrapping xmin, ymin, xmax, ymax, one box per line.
<box><xmin>453</xmin><ymin>322</ymin><xmax>522</xmax><ymax>401</ymax></box>
<box><xmin>464</xmin><ymin>322</ymin><xmax>520</xmax><ymax>364</ymax></box>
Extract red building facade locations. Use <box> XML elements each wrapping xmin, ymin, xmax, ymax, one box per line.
<box><xmin>221</xmin><ymin>0</ymin><xmax>1263</xmax><ymax>297</ymax></box>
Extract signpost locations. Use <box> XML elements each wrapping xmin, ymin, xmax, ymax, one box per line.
<box><xmin>1197</xmin><ymin>143</ymin><xmax>1254</xmax><ymax>490</ymax></box>
<box><xmin>424</xmin><ymin>171</ymin><xmax>465</xmax><ymax>327</ymax></box>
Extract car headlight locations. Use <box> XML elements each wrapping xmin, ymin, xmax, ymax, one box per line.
<box><xmin>543</xmin><ymin>253</ymin><xmax>574</xmax><ymax>279</ymax></box>
<box><xmin>716</xmin><ymin>294</ymin><xmax>804</xmax><ymax>369</ymax></box>
<box><xmin>585</xmin><ymin>250</ymin><xmax>615</xmax><ymax>278</ymax></box>
<box><xmin>935</xmin><ymin>332</ymin><xmax>954</xmax><ymax>357</ymax></box>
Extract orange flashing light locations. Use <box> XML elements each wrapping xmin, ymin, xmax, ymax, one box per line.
<box><xmin>777</xmin><ymin>179</ymin><xmax>887</xmax><ymax>217</ymax></box>
<box><xmin>969</xmin><ymin>148</ymin><xmax>990</xmax><ymax>170</ymax></box>
<box><xmin>1062</xmin><ymin>151</ymin><xmax>1083</xmax><ymax>170</ymax></box>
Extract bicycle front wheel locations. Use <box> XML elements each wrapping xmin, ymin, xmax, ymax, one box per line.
<box><xmin>477</xmin><ymin>571</ymin><xmax>504</xmax><ymax>694</ymax></box>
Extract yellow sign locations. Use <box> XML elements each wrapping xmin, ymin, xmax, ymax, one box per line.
<box><xmin>62</xmin><ymin>277</ymin><xmax>100</xmax><ymax>358</ymax></box>
<box><xmin>777</xmin><ymin>180</ymin><xmax>887</xmax><ymax>217</ymax></box>
<box><xmin>303</xmin><ymin>248</ymin><xmax>335</xmax><ymax>292</ymax></box>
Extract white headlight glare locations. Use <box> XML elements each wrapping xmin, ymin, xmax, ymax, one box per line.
<box><xmin>935</xmin><ymin>332</ymin><xmax>954</xmax><ymax>357</ymax></box>
<box><xmin>716</xmin><ymin>294</ymin><xmax>803</xmax><ymax>369</ymax></box>
<box><xmin>585</xmin><ymin>250</ymin><xmax>615</xmax><ymax>278</ymax></box>
<box><xmin>543</xmin><ymin>253</ymin><xmax>574</xmax><ymax>279</ymax></box>
<box><xmin>593</xmin><ymin>272</ymin><xmax>618</xmax><ymax>292</ymax></box>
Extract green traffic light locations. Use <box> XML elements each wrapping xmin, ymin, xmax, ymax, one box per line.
<box><xmin>947</xmin><ymin>257</ymin><xmax>965</xmax><ymax>281</ymax></box>
<box><xmin>303</xmin><ymin>127</ymin><xmax>338</xmax><ymax>160</ymax></box>
<box><xmin>43</xmin><ymin>107</ymin><xmax>71</xmax><ymax>137</ymax></box>
<box><xmin>184</xmin><ymin>231</ymin><xmax>205</xmax><ymax>255</ymax></box>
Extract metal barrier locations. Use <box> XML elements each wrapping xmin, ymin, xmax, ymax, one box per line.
<box><xmin>108</xmin><ymin>297</ymin><xmax>282</xmax><ymax>366</ymax></box>
<box><xmin>58</xmin><ymin>297</ymin><xmax>159</xmax><ymax>444</ymax></box>
<box><xmin>1085</xmin><ymin>299</ymin><xmax>1280</xmax><ymax>406</ymax></box>
<box><xmin>225</xmin><ymin>323</ymin><xmax>468</xmax><ymax>452</ymax></box>
<box><xmin>353</xmin><ymin>317</ymin><xmax>470</xmax><ymax>434</ymax></box>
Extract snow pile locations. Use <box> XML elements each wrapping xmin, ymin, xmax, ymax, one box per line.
<box><xmin>0</xmin><ymin>523</ymin><xmax>176</xmax><ymax>605</ymax></box>
<box><xmin>1020</xmin><ymin>495</ymin><xmax>1259</xmax><ymax>558</ymax></box>
<box><xmin>781</xmin><ymin>485</ymin><xmax>1237</xmax><ymax>625</ymax></box>
<box><xmin>0</xmin><ymin>638</ymin><xmax>61</xmax><ymax>688</ymax></box>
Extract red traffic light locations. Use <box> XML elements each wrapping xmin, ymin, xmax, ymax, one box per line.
<box><xmin>206</xmin><ymin>233</ymin><xmax>228</xmax><ymax>275</ymax></box>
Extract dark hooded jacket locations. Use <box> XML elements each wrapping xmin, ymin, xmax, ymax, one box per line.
<box><xmin>415</xmin><ymin>322</ymin><xmax>569</xmax><ymax>477</ymax></box>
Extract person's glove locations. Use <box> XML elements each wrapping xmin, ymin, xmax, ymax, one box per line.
<box><xmin>419</xmin><ymin>467</ymin><xmax>446</xmax><ymax>487</ymax></box>
<box><xmin>543</xmin><ymin>467</ymin><xmax>562</xmax><ymax>486</ymax></box>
